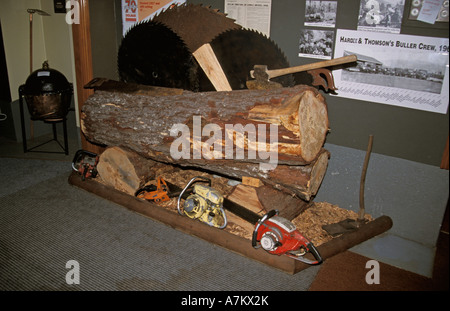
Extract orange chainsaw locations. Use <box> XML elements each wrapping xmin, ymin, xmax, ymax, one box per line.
<box><xmin>135</xmin><ymin>176</ymin><xmax>171</xmax><ymax>203</ymax></box>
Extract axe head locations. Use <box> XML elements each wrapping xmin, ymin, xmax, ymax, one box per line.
<box><xmin>247</xmin><ymin>64</ymin><xmax>282</xmax><ymax>90</ymax></box>
<box><xmin>251</xmin><ymin>65</ymin><xmax>269</xmax><ymax>81</ymax></box>
<box><xmin>27</xmin><ymin>8</ymin><xmax>51</xmax><ymax>16</ymax></box>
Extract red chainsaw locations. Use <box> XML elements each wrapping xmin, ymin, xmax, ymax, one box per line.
<box><xmin>72</xmin><ymin>149</ymin><xmax>99</xmax><ymax>181</ymax></box>
<box><xmin>252</xmin><ymin>210</ymin><xmax>322</xmax><ymax>265</ymax></box>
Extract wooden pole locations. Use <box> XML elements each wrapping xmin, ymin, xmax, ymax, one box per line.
<box><xmin>71</xmin><ymin>0</ymin><xmax>104</xmax><ymax>154</ymax></box>
<box><xmin>359</xmin><ymin>135</ymin><xmax>374</xmax><ymax>221</ymax></box>
<box><xmin>29</xmin><ymin>12</ymin><xmax>34</xmax><ymax>140</ymax></box>
<box><xmin>29</xmin><ymin>13</ymin><xmax>33</xmax><ymax>74</ymax></box>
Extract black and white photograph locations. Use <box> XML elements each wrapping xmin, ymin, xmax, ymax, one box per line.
<box><xmin>304</xmin><ymin>0</ymin><xmax>338</xmax><ymax>28</ymax></box>
<box><xmin>357</xmin><ymin>0</ymin><xmax>405</xmax><ymax>33</ymax></box>
<box><xmin>298</xmin><ymin>29</ymin><xmax>335</xmax><ymax>59</ymax></box>
<box><xmin>341</xmin><ymin>50</ymin><xmax>447</xmax><ymax>94</ymax></box>
<box><xmin>333</xmin><ymin>29</ymin><xmax>449</xmax><ymax>114</ymax></box>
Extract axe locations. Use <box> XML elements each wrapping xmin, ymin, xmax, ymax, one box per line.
<box><xmin>246</xmin><ymin>55</ymin><xmax>357</xmax><ymax>91</ymax></box>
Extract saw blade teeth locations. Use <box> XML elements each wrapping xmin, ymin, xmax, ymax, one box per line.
<box><xmin>152</xmin><ymin>3</ymin><xmax>241</xmax><ymax>52</ymax></box>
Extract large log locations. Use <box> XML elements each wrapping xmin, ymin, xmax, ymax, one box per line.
<box><xmin>81</xmin><ymin>85</ymin><xmax>328</xmax><ymax>163</ymax></box>
<box><xmin>81</xmin><ymin>85</ymin><xmax>329</xmax><ymax>200</ymax></box>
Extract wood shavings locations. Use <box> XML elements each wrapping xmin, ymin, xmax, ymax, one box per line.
<box><xmin>292</xmin><ymin>202</ymin><xmax>373</xmax><ymax>246</ymax></box>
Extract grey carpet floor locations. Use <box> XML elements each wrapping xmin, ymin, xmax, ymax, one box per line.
<box><xmin>0</xmin><ymin>158</ymin><xmax>320</xmax><ymax>291</ymax></box>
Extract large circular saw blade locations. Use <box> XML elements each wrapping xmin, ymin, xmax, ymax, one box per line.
<box><xmin>200</xmin><ymin>29</ymin><xmax>295</xmax><ymax>91</ymax></box>
<box><xmin>117</xmin><ymin>20</ymin><xmax>199</xmax><ymax>91</ymax></box>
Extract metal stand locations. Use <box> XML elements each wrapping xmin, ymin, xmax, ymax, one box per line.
<box><xmin>18</xmin><ymin>89</ymin><xmax>69</xmax><ymax>155</ymax></box>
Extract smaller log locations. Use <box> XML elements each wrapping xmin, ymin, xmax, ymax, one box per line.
<box><xmin>177</xmin><ymin>148</ymin><xmax>330</xmax><ymax>201</ymax></box>
<box><xmin>256</xmin><ymin>185</ymin><xmax>313</xmax><ymax>221</ymax></box>
<box><xmin>97</xmin><ymin>146</ymin><xmax>156</xmax><ymax>195</ymax></box>
<box><xmin>227</xmin><ymin>184</ymin><xmax>266</xmax><ymax>216</ymax></box>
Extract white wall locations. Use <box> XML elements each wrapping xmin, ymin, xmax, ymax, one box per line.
<box><xmin>0</xmin><ymin>0</ymin><xmax>79</xmax><ymax>137</ymax></box>
<box><xmin>0</xmin><ymin>0</ymin><xmax>77</xmax><ymax>114</ymax></box>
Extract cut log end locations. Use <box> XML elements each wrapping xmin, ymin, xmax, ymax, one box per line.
<box><xmin>247</xmin><ymin>88</ymin><xmax>329</xmax><ymax>162</ymax></box>
<box><xmin>308</xmin><ymin>150</ymin><xmax>330</xmax><ymax>196</ymax></box>
<box><xmin>96</xmin><ymin>146</ymin><xmax>156</xmax><ymax>195</ymax></box>
<box><xmin>267</xmin><ymin>149</ymin><xmax>329</xmax><ymax>201</ymax></box>
<box><xmin>296</xmin><ymin>91</ymin><xmax>329</xmax><ymax>162</ymax></box>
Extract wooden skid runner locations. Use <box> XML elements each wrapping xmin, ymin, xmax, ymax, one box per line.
<box><xmin>68</xmin><ymin>172</ymin><xmax>393</xmax><ymax>274</ymax></box>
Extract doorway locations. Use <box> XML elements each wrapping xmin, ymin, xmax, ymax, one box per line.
<box><xmin>0</xmin><ymin>20</ymin><xmax>15</xmax><ymax>141</ymax></box>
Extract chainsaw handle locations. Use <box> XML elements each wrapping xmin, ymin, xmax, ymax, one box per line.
<box><xmin>72</xmin><ymin>149</ymin><xmax>98</xmax><ymax>172</ymax></box>
<box><xmin>217</xmin><ymin>207</ymin><xmax>228</xmax><ymax>229</ymax></box>
<box><xmin>306</xmin><ymin>242</ymin><xmax>323</xmax><ymax>265</ymax></box>
<box><xmin>252</xmin><ymin>209</ymin><xmax>279</xmax><ymax>248</ymax></box>
<box><xmin>286</xmin><ymin>242</ymin><xmax>323</xmax><ymax>265</ymax></box>
<box><xmin>177</xmin><ymin>176</ymin><xmax>212</xmax><ymax>215</ymax></box>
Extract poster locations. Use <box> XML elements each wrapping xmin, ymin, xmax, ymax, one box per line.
<box><xmin>225</xmin><ymin>0</ymin><xmax>272</xmax><ymax>37</ymax></box>
<box><xmin>333</xmin><ymin>29</ymin><xmax>449</xmax><ymax>114</ymax></box>
<box><xmin>121</xmin><ymin>0</ymin><xmax>186</xmax><ymax>36</ymax></box>
<box><xmin>357</xmin><ymin>0</ymin><xmax>405</xmax><ymax>33</ymax></box>
<box><xmin>304</xmin><ymin>0</ymin><xmax>338</xmax><ymax>28</ymax></box>
<box><xmin>298</xmin><ymin>29</ymin><xmax>335</xmax><ymax>59</ymax></box>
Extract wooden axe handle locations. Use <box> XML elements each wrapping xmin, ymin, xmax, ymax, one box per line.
<box><xmin>251</xmin><ymin>55</ymin><xmax>357</xmax><ymax>80</ymax></box>
<box><xmin>193</xmin><ymin>43</ymin><xmax>232</xmax><ymax>92</ymax></box>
